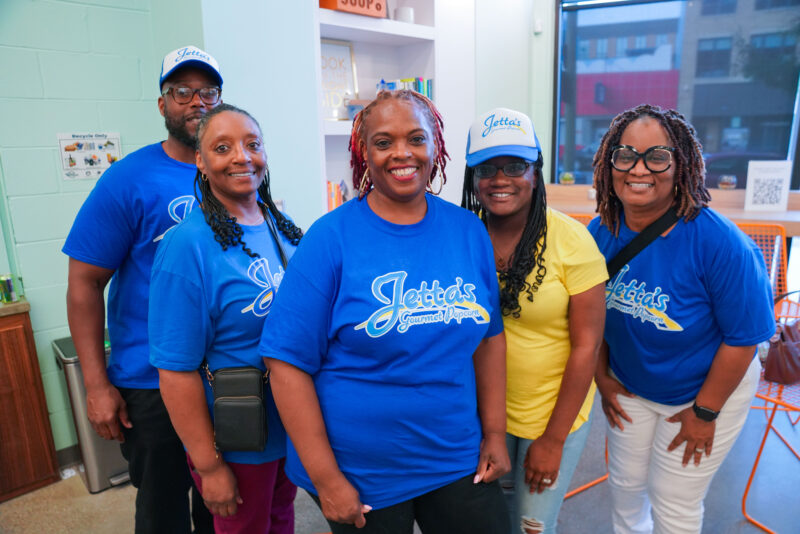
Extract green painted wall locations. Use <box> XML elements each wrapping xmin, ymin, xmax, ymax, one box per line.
<box><xmin>0</xmin><ymin>0</ymin><xmax>203</xmax><ymax>451</ymax></box>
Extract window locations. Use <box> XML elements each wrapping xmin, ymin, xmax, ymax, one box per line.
<box><xmin>617</xmin><ymin>36</ymin><xmax>629</xmax><ymax>56</ymax></box>
<box><xmin>596</xmin><ymin>38</ymin><xmax>608</xmax><ymax>58</ymax></box>
<box><xmin>557</xmin><ymin>0</ymin><xmax>799</xmax><ymax>187</ymax></box>
<box><xmin>755</xmin><ymin>0</ymin><xmax>800</xmax><ymax>9</ymax></box>
<box><xmin>578</xmin><ymin>39</ymin><xmax>590</xmax><ymax>59</ymax></box>
<box><xmin>696</xmin><ymin>37</ymin><xmax>732</xmax><ymax>77</ymax></box>
<box><xmin>702</xmin><ymin>0</ymin><xmax>736</xmax><ymax>15</ymax></box>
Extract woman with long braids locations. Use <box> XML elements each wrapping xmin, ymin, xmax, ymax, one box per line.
<box><xmin>588</xmin><ymin>104</ymin><xmax>773</xmax><ymax>534</ymax></box>
<box><xmin>461</xmin><ymin>108</ymin><xmax>608</xmax><ymax>534</ymax></box>
<box><xmin>148</xmin><ymin>103</ymin><xmax>302</xmax><ymax>534</ymax></box>
<box><xmin>261</xmin><ymin>90</ymin><xmax>510</xmax><ymax>533</ymax></box>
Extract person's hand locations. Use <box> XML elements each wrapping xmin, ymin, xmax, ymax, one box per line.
<box><xmin>198</xmin><ymin>461</ymin><xmax>242</xmax><ymax>517</ymax></box>
<box><xmin>596</xmin><ymin>373</ymin><xmax>634</xmax><ymax>430</ymax></box>
<box><xmin>474</xmin><ymin>431</ymin><xmax>510</xmax><ymax>484</ymax></box>
<box><xmin>524</xmin><ymin>434</ymin><xmax>563</xmax><ymax>494</ymax></box>
<box><xmin>317</xmin><ymin>475</ymin><xmax>371</xmax><ymax>528</ymax></box>
<box><xmin>85</xmin><ymin>383</ymin><xmax>132</xmax><ymax>442</ymax></box>
<box><xmin>666</xmin><ymin>407</ymin><xmax>715</xmax><ymax>467</ymax></box>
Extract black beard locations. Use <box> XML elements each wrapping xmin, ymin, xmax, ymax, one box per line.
<box><xmin>164</xmin><ymin>113</ymin><xmax>198</xmax><ymax>150</ymax></box>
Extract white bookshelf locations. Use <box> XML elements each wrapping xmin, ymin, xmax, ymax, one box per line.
<box><xmin>203</xmin><ymin>0</ymin><xmax>475</xmax><ymax>229</ymax></box>
<box><xmin>318</xmin><ymin>3</ymin><xmax>438</xmax><ymax>205</ymax></box>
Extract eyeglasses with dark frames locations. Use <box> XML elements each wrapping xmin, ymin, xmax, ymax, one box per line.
<box><xmin>473</xmin><ymin>161</ymin><xmax>532</xmax><ymax>180</ymax></box>
<box><xmin>611</xmin><ymin>145</ymin><xmax>674</xmax><ymax>173</ymax></box>
<box><xmin>161</xmin><ymin>86</ymin><xmax>221</xmax><ymax>105</ymax></box>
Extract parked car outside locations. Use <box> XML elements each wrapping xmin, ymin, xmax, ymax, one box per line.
<box><xmin>704</xmin><ymin>152</ymin><xmax>783</xmax><ymax>189</ymax></box>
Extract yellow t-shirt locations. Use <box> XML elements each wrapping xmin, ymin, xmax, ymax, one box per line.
<box><xmin>505</xmin><ymin>208</ymin><xmax>608</xmax><ymax>440</ymax></box>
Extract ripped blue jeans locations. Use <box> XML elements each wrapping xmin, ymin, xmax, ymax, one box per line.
<box><xmin>501</xmin><ymin>418</ymin><xmax>592</xmax><ymax>534</ymax></box>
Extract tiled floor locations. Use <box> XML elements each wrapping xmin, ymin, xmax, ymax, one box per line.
<box><xmin>2</xmin><ymin>242</ymin><xmax>798</xmax><ymax>534</ymax></box>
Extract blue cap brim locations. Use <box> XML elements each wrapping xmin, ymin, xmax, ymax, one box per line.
<box><xmin>466</xmin><ymin>144</ymin><xmax>541</xmax><ymax>167</ymax></box>
<box><xmin>159</xmin><ymin>60</ymin><xmax>223</xmax><ymax>89</ymax></box>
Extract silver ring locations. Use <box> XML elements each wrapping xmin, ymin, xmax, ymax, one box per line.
<box><xmin>695</xmin><ymin>448</ymin><xmax>704</xmax><ymax>453</ymax></box>
<box><xmin>542</xmin><ymin>478</ymin><xmax>552</xmax><ymax>484</ymax></box>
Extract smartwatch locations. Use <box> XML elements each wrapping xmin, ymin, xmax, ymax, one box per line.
<box><xmin>692</xmin><ymin>402</ymin><xmax>719</xmax><ymax>422</ymax></box>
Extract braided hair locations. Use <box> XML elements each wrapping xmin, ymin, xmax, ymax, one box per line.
<box><xmin>593</xmin><ymin>104</ymin><xmax>710</xmax><ymax>235</ymax></box>
<box><xmin>349</xmin><ymin>90</ymin><xmax>449</xmax><ymax>199</ymax></box>
<box><xmin>461</xmin><ymin>154</ymin><xmax>548</xmax><ymax>318</ymax></box>
<box><xmin>194</xmin><ymin>103</ymin><xmax>303</xmax><ymax>258</ymax></box>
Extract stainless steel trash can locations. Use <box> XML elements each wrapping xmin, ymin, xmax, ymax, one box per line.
<box><xmin>53</xmin><ymin>336</ymin><xmax>130</xmax><ymax>493</ymax></box>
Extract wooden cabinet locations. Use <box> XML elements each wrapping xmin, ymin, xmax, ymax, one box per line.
<box><xmin>0</xmin><ymin>301</ymin><xmax>60</xmax><ymax>502</ymax></box>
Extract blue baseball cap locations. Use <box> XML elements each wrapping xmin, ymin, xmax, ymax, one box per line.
<box><xmin>159</xmin><ymin>46</ymin><xmax>222</xmax><ymax>90</ymax></box>
<box><xmin>466</xmin><ymin>107</ymin><xmax>541</xmax><ymax>166</ymax></box>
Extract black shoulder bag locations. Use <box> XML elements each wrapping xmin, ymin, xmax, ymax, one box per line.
<box><xmin>205</xmin><ymin>213</ymin><xmax>289</xmax><ymax>452</ymax></box>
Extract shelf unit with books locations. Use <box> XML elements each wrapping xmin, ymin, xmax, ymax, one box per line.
<box><xmin>319</xmin><ymin>3</ymin><xmax>437</xmax><ymax>209</ymax></box>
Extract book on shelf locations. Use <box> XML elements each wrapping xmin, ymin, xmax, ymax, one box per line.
<box><xmin>327</xmin><ymin>179</ymin><xmax>354</xmax><ymax>211</ymax></box>
<box><xmin>377</xmin><ymin>77</ymin><xmax>433</xmax><ymax>100</ymax></box>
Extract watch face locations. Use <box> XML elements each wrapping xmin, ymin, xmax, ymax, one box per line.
<box><xmin>693</xmin><ymin>403</ymin><xmax>718</xmax><ymax>421</ymax></box>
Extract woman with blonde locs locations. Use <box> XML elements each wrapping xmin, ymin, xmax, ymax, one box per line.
<box><xmin>149</xmin><ymin>103</ymin><xmax>302</xmax><ymax>534</ymax></box>
<box><xmin>261</xmin><ymin>90</ymin><xmax>511</xmax><ymax>534</ymax></box>
<box><xmin>462</xmin><ymin>108</ymin><xmax>607</xmax><ymax>534</ymax></box>
<box><xmin>589</xmin><ymin>104</ymin><xmax>774</xmax><ymax>534</ymax></box>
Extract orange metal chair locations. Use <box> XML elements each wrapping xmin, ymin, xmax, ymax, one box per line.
<box><xmin>567</xmin><ymin>213</ymin><xmax>595</xmax><ymax>227</ymax></box>
<box><xmin>741</xmin><ymin>375</ymin><xmax>800</xmax><ymax>533</ymax></box>
<box><xmin>735</xmin><ymin>222</ymin><xmax>800</xmax><ymax>532</ymax></box>
<box><xmin>736</xmin><ymin>223</ymin><xmax>788</xmax><ymax>299</ymax></box>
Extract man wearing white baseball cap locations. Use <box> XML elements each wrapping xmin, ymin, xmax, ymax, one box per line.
<box><xmin>63</xmin><ymin>45</ymin><xmax>222</xmax><ymax>533</ymax></box>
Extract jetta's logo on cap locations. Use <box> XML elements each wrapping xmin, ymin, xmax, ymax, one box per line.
<box><xmin>482</xmin><ymin>113</ymin><xmax>526</xmax><ymax>137</ymax></box>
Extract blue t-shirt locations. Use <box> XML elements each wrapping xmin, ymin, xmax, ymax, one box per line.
<box><xmin>260</xmin><ymin>194</ymin><xmax>503</xmax><ymax>509</ymax></box>
<box><xmin>63</xmin><ymin>143</ymin><xmax>198</xmax><ymax>388</ymax></box>
<box><xmin>148</xmin><ymin>208</ymin><xmax>296</xmax><ymax>464</ymax></box>
<box><xmin>588</xmin><ymin>208</ymin><xmax>774</xmax><ymax>404</ymax></box>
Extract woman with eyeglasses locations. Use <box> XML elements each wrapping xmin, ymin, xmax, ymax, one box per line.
<box><xmin>461</xmin><ymin>108</ymin><xmax>608</xmax><ymax>534</ymax></box>
<box><xmin>588</xmin><ymin>104</ymin><xmax>774</xmax><ymax>534</ymax></box>
<box><xmin>148</xmin><ymin>103</ymin><xmax>303</xmax><ymax>533</ymax></box>
<box><xmin>261</xmin><ymin>90</ymin><xmax>510</xmax><ymax>534</ymax></box>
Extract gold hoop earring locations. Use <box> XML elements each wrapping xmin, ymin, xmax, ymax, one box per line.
<box><xmin>358</xmin><ymin>167</ymin><xmax>370</xmax><ymax>198</ymax></box>
<box><xmin>428</xmin><ymin>164</ymin><xmax>444</xmax><ymax>195</ymax></box>
<box><xmin>201</xmin><ymin>173</ymin><xmax>208</xmax><ymax>182</ymax></box>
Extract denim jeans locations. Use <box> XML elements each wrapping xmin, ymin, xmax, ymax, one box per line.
<box><xmin>501</xmin><ymin>418</ymin><xmax>592</xmax><ymax>534</ymax></box>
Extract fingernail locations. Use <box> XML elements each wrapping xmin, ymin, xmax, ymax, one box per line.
<box><xmin>473</xmin><ymin>474</ymin><xmax>481</xmax><ymax>484</ymax></box>
<box><xmin>363</xmin><ymin>505</ymin><xmax>372</xmax><ymax>512</ymax></box>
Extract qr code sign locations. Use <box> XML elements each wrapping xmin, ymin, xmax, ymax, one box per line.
<box><xmin>751</xmin><ymin>177</ymin><xmax>784</xmax><ymax>206</ymax></box>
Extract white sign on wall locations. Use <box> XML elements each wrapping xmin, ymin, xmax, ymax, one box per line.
<box><xmin>58</xmin><ymin>133</ymin><xmax>121</xmax><ymax>180</ymax></box>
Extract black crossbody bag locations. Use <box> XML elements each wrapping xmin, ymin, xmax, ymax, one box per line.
<box><xmin>606</xmin><ymin>208</ymin><xmax>679</xmax><ymax>278</ymax></box>
<box><xmin>205</xmin><ymin>214</ymin><xmax>289</xmax><ymax>452</ymax></box>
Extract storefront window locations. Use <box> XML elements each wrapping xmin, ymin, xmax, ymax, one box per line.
<box><xmin>556</xmin><ymin>0</ymin><xmax>800</xmax><ymax>188</ymax></box>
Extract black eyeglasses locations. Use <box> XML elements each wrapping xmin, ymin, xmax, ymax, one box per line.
<box><xmin>473</xmin><ymin>161</ymin><xmax>532</xmax><ymax>179</ymax></box>
<box><xmin>161</xmin><ymin>86</ymin><xmax>221</xmax><ymax>105</ymax></box>
<box><xmin>611</xmin><ymin>145</ymin><xmax>674</xmax><ymax>173</ymax></box>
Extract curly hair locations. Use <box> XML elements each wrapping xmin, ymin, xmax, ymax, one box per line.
<box><xmin>349</xmin><ymin>90</ymin><xmax>449</xmax><ymax>199</ymax></box>
<box><xmin>194</xmin><ymin>103</ymin><xmax>303</xmax><ymax>258</ymax></box>
<box><xmin>593</xmin><ymin>104</ymin><xmax>710</xmax><ymax>235</ymax></box>
<box><xmin>461</xmin><ymin>154</ymin><xmax>548</xmax><ymax>318</ymax></box>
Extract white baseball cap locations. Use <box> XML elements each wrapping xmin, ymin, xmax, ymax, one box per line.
<box><xmin>466</xmin><ymin>107</ymin><xmax>541</xmax><ymax>166</ymax></box>
<box><xmin>159</xmin><ymin>45</ymin><xmax>222</xmax><ymax>89</ymax></box>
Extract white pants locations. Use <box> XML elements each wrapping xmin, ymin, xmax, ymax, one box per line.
<box><xmin>607</xmin><ymin>358</ymin><xmax>760</xmax><ymax>534</ymax></box>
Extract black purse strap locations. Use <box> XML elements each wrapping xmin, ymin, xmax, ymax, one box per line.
<box><xmin>606</xmin><ymin>207</ymin><xmax>679</xmax><ymax>279</ymax></box>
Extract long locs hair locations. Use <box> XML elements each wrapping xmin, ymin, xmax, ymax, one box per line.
<box><xmin>461</xmin><ymin>154</ymin><xmax>548</xmax><ymax>318</ymax></box>
<box><xmin>194</xmin><ymin>104</ymin><xmax>303</xmax><ymax>257</ymax></box>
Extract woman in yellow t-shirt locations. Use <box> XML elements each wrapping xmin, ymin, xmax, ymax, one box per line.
<box><xmin>461</xmin><ymin>108</ymin><xmax>608</xmax><ymax>534</ymax></box>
